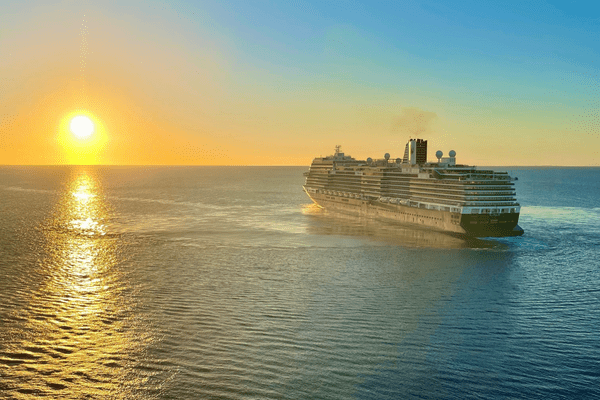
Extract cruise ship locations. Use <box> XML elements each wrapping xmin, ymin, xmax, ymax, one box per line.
<box><xmin>303</xmin><ymin>139</ymin><xmax>524</xmax><ymax>237</ymax></box>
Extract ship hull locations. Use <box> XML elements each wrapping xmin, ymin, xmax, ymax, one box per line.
<box><xmin>304</xmin><ymin>188</ymin><xmax>523</xmax><ymax>238</ymax></box>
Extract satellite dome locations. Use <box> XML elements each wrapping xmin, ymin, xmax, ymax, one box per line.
<box><xmin>435</xmin><ymin>150</ymin><xmax>443</xmax><ymax>159</ymax></box>
<box><xmin>367</xmin><ymin>157</ymin><xmax>373</xmax><ymax>163</ymax></box>
<box><xmin>384</xmin><ymin>153</ymin><xmax>390</xmax><ymax>160</ymax></box>
<box><xmin>449</xmin><ymin>150</ymin><xmax>456</xmax><ymax>157</ymax></box>
<box><xmin>395</xmin><ymin>158</ymin><xmax>401</xmax><ymax>164</ymax></box>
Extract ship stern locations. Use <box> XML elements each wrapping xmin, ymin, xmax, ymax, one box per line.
<box><xmin>460</xmin><ymin>213</ymin><xmax>524</xmax><ymax>237</ymax></box>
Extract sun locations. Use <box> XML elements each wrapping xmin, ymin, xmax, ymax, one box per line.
<box><xmin>70</xmin><ymin>115</ymin><xmax>95</xmax><ymax>139</ymax></box>
<box><xmin>57</xmin><ymin>111</ymin><xmax>107</xmax><ymax>164</ymax></box>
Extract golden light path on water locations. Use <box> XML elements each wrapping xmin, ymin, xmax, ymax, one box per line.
<box><xmin>3</xmin><ymin>170</ymin><xmax>158</xmax><ymax>399</ymax></box>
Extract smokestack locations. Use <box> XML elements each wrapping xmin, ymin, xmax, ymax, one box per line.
<box><xmin>416</xmin><ymin>139</ymin><xmax>427</xmax><ymax>164</ymax></box>
<box><xmin>403</xmin><ymin>138</ymin><xmax>428</xmax><ymax>165</ymax></box>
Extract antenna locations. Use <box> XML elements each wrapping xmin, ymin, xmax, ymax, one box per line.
<box><xmin>334</xmin><ymin>145</ymin><xmax>341</xmax><ymax>155</ymax></box>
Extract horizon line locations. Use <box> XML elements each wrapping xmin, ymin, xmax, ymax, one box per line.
<box><xmin>1</xmin><ymin>164</ymin><xmax>599</xmax><ymax>168</ymax></box>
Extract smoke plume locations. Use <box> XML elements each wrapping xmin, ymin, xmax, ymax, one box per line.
<box><xmin>392</xmin><ymin>107</ymin><xmax>437</xmax><ymax>137</ymax></box>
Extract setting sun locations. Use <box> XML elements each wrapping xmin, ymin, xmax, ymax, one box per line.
<box><xmin>70</xmin><ymin>115</ymin><xmax>95</xmax><ymax>139</ymax></box>
<box><xmin>57</xmin><ymin>111</ymin><xmax>107</xmax><ymax>164</ymax></box>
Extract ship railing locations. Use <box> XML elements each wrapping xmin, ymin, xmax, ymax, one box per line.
<box><xmin>466</xmin><ymin>207</ymin><xmax>520</xmax><ymax>214</ymax></box>
<box><xmin>374</xmin><ymin>197</ymin><xmax>471</xmax><ymax>212</ymax></box>
<box><xmin>463</xmin><ymin>173</ymin><xmax>512</xmax><ymax>181</ymax></box>
<box><xmin>464</xmin><ymin>201</ymin><xmax>520</xmax><ymax>206</ymax></box>
<box><xmin>429</xmin><ymin>170</ymin><xmax>513</xmax><ymax>181</ymax></box>
<box><xmin>432</xmin><ymin>169</ymin><xmax>444</xmax><ymax>179</ymax></box>
<box><xmin>401</xmin><ymin>200</ymin><xmax>464</xmax><ymax>212</ymax></box>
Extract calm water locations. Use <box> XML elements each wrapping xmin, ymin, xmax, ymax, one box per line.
<box><xmin>1</xmin><ymin>166</ymin><xmax>599</xmax><ymax>399</ymax></box>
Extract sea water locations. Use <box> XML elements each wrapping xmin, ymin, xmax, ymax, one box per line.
<box><xmin>1</xmin><ymin>166</ymin><xmax>599</xmax><ymax>399</ymax></box>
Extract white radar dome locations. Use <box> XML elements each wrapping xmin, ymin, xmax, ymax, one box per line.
<box><xmin>367</xmin><ymin>157</ymin><xmax>373</xmax><ymax>163</ymax></box>
<box><xmin>435</xmin><ymin>150</ymin><xmax>443</xmax><ymax>159</ymax></box>
<box><xmin>384</xmin><ymin>153</ymin><xmax>390</xmax><ymax>160</ymax></box>
<box><xmin>449</xmin><ymin>150</ymin><xmax>456</xmax><ymax>157</ymax></box>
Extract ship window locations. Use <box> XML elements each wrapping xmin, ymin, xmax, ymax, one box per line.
<box><xmin>482</xmin><ymin>209</ymin><xmax>489</xmax><ymax>214</ymax></box>
<box><xmin>471</xmin><ymin>209</ymin><xmax>479</xmax><ymax>214</ymax></box>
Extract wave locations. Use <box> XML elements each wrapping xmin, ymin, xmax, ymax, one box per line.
<box><xmin>522</xmin><ymin>206</ymin><xmax>600</xmax><ymax>229</ymax></box>
<box><xmin>1</xmin><ymin>186</ymin><xmax>56</xmax><ymax>195</ymax></box>
<box><xmin>106</xmin><ymin>195</ymin><xmax>227</xmax><ymax>211</ymax></box>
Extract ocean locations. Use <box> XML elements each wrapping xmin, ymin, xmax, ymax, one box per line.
<box><xmin>1</xmin><ymin>166</ymin><xmax>599</xmax><ymax>399</ymax></box>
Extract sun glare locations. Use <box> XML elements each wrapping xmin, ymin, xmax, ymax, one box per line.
<box><xmin>58</xmin><ymin>111</ymin><xmax>107</xmax><ymax>164</ymax></box>
<box><xmin>70</xmin><ymin>115</ymin><xmax>95</xmax><ymax>139</ymax></box>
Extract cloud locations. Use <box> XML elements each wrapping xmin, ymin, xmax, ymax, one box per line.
<box><xmin>391</xmin><ymin>107</ymin><xmax>437</xmax><ymax>137</ymax></box>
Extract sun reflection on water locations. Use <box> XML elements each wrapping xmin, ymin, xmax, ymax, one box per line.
<box><xmin>66</xmin><ymin>173</ymin><xmax>105</xmax><ymax>235</ymax></box>
<box><xmin>2</xmin><ymin>169</ymin><xmax>159</xmax><ymax>399</ymax></box>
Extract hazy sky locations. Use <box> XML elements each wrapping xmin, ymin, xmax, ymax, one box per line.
<box><xmin>1</xmin><ymin>0</ymin><xmax>598</xmax><ymax>165</ymax></box>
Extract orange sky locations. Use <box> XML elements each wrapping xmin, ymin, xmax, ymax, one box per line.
<box><xmin>1</xmin><ymin>1</ymin><xmax>598</xmax><ymax>166</ymax></box>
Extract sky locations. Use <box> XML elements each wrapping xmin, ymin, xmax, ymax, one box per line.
<box><xmin>0</xmin><ymin>0</ymin><xmax>598</xmax><ymax>165</ymax></box>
